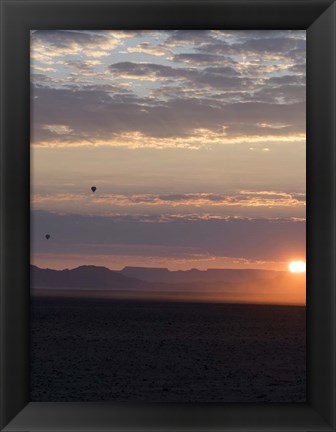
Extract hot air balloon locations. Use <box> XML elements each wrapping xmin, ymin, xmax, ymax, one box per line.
<box><xmin>45</xmin><ymin>234</ymin><xmax>50</xmax><ymax>240</ymax></box>
<box><xmin>91</xmin><ymin>186</ymin><xmax>97</xmax><ymax>193</ymax></box>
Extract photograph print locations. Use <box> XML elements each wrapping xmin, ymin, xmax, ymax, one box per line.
<box><xmin>30</xmin><ymin>30</ymin><xmax>306</xmax><ymax>402</ymax></box>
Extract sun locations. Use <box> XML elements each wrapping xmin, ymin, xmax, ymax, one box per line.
<box><xmin>289</xmin><ymin>261</ymin><xmax>306</xmax><ymax>273</ymax></box>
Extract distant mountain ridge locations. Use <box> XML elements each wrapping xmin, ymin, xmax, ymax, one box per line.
<box><xmin>120</xmin><ymin>266</ymin><xmax>285</xmax><ymax>284</ymax></box>
<box><xmin>31</xmin><ymin>264</ymin><xmax>285</xmax><ymax>290</ymax></box>
<box><xmin>31</xmin><ymin>265</ymin><xmax>305</xmax><ymax>305</ymax></box>
<box><xmin>31</xmin><ymin>264</ymin><xmax>147</xmax><ymax>290</ymax></box>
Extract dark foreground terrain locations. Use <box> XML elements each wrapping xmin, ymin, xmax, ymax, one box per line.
<box><xmin>31</xmin><ymin>296</ymin><xmax>306</xmax><ymax>402</ymax></box>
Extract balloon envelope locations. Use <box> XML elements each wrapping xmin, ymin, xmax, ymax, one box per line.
<box><xmin>45</xmin><ymin>234</ymin><xmax>50</xmax><ymax>240</ymax></box>
<box><xmin>91</xmin><ymin>186</ymin><xmax>97</xmax><ymax>192</ymax></box>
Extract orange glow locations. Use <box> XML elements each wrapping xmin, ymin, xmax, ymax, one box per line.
<box><xmin>289</xmin><ymin>261</ymin><xmax>306</xmax><ymax>273</ymax></box>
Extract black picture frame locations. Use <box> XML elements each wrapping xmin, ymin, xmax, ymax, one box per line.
<box><xmin>0</xmin><ymin>0</ymin><xmax>335</xmax><ymax>430</ymax></box>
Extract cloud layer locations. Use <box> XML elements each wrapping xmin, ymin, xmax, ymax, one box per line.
<box><xmin>32</xmin><ymin>210</ymin><xmax>305</xmax><ymax>270</ymax></box>
<box><xmin>31</xmin><ymin>30</ymin><xmax>305</xmax><ymax>150</ymax></box>
<box><xmin>30</xmin><ymin>31</ymin><xmax>306</xmax><ymax>270</ymax></box>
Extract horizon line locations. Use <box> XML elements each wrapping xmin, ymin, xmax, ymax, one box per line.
<box><xmin>31</xmin><ymin>263</ymin><xmax>291</xmax><ymax>273</ymax></box>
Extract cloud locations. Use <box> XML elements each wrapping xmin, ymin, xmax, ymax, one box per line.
<box><xmin>31</xmin><ymin>210</ymin><xmax>306</xmax><ymax>263</ymax></box>
<box><xmin>127</xmin><ymin>43</ymin><xmax>172</xmax><ymax>57</ymax></box>
<box><xmin>211</xmin><ymin>30</ymin><xmax>305</xmax><ymax>40</ymax></box>
<box><xmin>31</xmin><ymin>30</ymin><xmax>121</xmax><ymax>63</ymax></box>
<box><xmin>109</xmin><ymin>61</ymin><xmax>194</xmax><ymax>80</ymax></box>
<box><xmin>108</xmin><ymin>61</ymin><xmax>248</xmax><ymax>90</ymax></box>
<box><xmin>30</xmin><ymin>31</ymin><xmax>306</xmax><ymax>271</ymax></box>
<box><xmin>250</xmin><ymin>84</ymin><xmax>305</xmax><ymax>104</ymax></box>
<box><xmin>164</xmin><ymin>30</ymin><xmax>217</xmax><ymax>47</ymax></box>
<box><xmin>31</xmin><ymin>74</ymin><xmax>60</xmax><ymax>86</ymax></box>
<box><xmin>32</xmin><ymin>250</ymin><xmax>291</xmax><ymax>272</ymax></box>
<box><xmin>170</xmin><ymin>53</ymin><xmax>233</xmax><ymax>66</ymax></box>
<box><xmin>197</xmin><ymin>35</ymin><xmax>305</xmax><ymax>59</ymax></box>
<box><xmin>63</xmin><ymin>60</ymin><xmax>102</xmax><ymax>71</ymax></box>
<box><xmin>235</xmin><ymin>36</ymin><xmax>306</xmax><ymax>54</ymax></box>
<box><xmin>31</xmin><ymin>84</ymin><xmax>305</xmax><ymax>148</ymax></box>
<box><xmin>104</xmin><ymin>30</ymin><xmax>158</xmax><ymax>39</ymax></box>
<box><xmin>32</xmin><ymin>191</ymin><xmax>306</xmax><ymax>214</ymax></box>
<box><xmin>30</xmin><ymin>30</ymin><xmax>306</xmax><ymax>149</ymax></box>
<box><xmin>32</xmin><ymin>65</ymin><xmax>57</xmax><ymax>73</ymax></box>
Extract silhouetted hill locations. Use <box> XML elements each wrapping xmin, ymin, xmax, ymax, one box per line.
<box><xmin>31</xmin><ymin>265</ymin><xmax>305</xmax><ymax>305</ymax></box>
<box><xmin>31</xmin><ymin>265</ymin><xmax>147</xmax><ymax>290</ymax></box>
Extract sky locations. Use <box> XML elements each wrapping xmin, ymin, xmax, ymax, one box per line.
<box><xmin>30</xmin><ymin>30</ymin><xmax>306</xmax><ymax>271</ymax></box>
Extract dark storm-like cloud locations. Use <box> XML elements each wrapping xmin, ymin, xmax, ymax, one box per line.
<box><xmin>109</xmin><ymin>62</ymin><xmax>239</xmax><ymax>80</ymax></box>
<box><xmin>31</xmin><ymin>84</ymin><xmax>305</xmax><ymax>143</ymax></box>
<box><xmin>109</xmin><ymin>62</ymin><xmax>194</xmax><ymax>79</ymax></box>
<box><xmin>109</xmin><ymin>62</ymin><xmax>248</xmax><ymax>90</ymax></box>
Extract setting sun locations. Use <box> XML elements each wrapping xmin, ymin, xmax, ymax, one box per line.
<box><xmin>289</xmin><ymin>261</ymin><xmax>306</xmax><ymax>273</ymax></box>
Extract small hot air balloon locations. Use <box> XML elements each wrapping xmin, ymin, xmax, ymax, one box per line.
<box><xmin>45</xmin><ymin>234</ymin><xmax>50</xmax><ymax>240</ymax></box>
<box><xmin>91</xmin><ymin>186</ymin><xmax>97</xmax><ymax>193</ymax></box>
